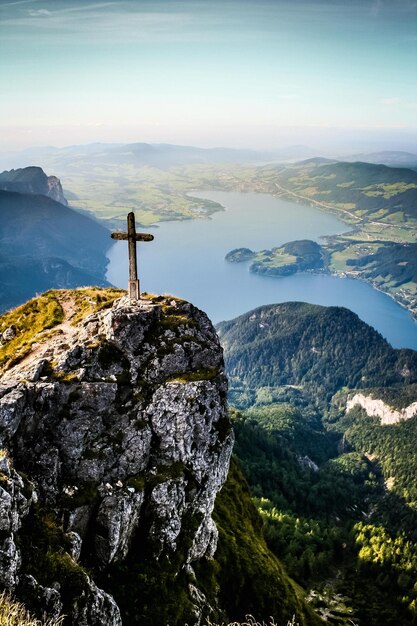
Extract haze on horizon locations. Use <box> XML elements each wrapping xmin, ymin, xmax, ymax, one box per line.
<box><xmin>1</xmin><ymin>0</ymin><xmax>417</xmax><ymax>154</ymax></box>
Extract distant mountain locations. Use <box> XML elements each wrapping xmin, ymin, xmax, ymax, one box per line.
<box><xmin>296</xmin><ymin>156</ymin><xmax>338</xmax><ymax>166</ymax></box>
<box><xmin>345</xmin><ymin>150</ymin><xmax>417</xmax><ymax>169</ymax></box>
<box><xmin>217</xmin><ymin>302</ymin><xmax>417</xmax><ymax>406</ymax></box>
<box><xmin>0</xmin><ymin>166</ymin><xmax>68</xmax><ymax>205</ymax></box>
<box><xmin>0</xmin><ymin>189</ymin><xmax>111</xmax><ymax>311</ymax></box>
<box><xmin>1</xmin><ymin>142</ymin><xmax>321</xmax><ymax>171</ymax></box>
<box><xmin>272</xmin><ymin>159</ymin><xmax>417</xmax><ymax>220</ymax></box>
<box><xmin>110</xmin><ymin>142</ymin><xmax>272</xmax><ymax>166</ymax></box>
<box><xmin>0</xmin><ymin>255</ymin><xmax>109</xmax><ymax>312</ymax></box>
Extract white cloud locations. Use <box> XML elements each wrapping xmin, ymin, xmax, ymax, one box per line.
<box><xmin>27</xmin><ymin>8</ymin><xmax>51</xmax><ymax>17</ymax></box>
<box><xmin>43</xmin><ymin>2</ymin><xmax>120</xmax><ymax>16</ymax></box>
<box><xmin>1</xmin><ymin>2</ymin><xmax>197</xmax><ymax>43</ymax></box>
<box><xmin>0</xmin><ymin>0</ymin><xmax>40</xmax><ymax>7</ymax></box>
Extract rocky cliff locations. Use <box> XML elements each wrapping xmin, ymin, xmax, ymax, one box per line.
<box><xmin>0</xmin><ymin>167</ymin><xmax>68</xmax><ymax>205</ymax></box>
<box><xmin>346</xmin><ymin>392</ymin><xmax>417</xmax><ymax>424</ymax></box>
<box><xmin>0</xmin><ymin>291</ymin><xmax>233</xmax><ymax>625</ymax></box>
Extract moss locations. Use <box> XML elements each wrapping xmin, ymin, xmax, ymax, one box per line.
<box><xmin>160</xmin><ymin>314</ymin><xmax>197</xmax><ymax>330</ymax></box>
<box><xmin>151</xmin><ymin>461</ymin><xmax>185</xmax><ymax>484</ymax></box>
<box><xmin>167</xmin><ymin>367</ymin><xmax>220</xmax><ymax>383</ymax></box>
<box><xmin>42</xmin><ymin>361</ymin><xmax>79</xmax><ymax>382</ymax></box>
<box><xmin>16</xmin><ymin>507</ymin><xmax>90</xmax><ymax>621</ymax></box>
<box><xmin>141</xmin><ymin>293</ymin><xmax>185</xmax><ymax>305</ymax></box>
<box><xmin>46</xmin><ymin>551</ymin><xmax>88</xmax><ymax>598</ymax></box>
<box><xmin>126</xmin><ymin>475</ymin><xmax>147</xmax><ymax>491</ymax></box>
<box><xmin>82</xmin><ymin>448</ymin><xmax>106</xmax><ymax>461</ymax></box>
<box><xmin>126</xmin><ymin>463</ymin><xmax>186</xmax><ymax>494</ymax></box>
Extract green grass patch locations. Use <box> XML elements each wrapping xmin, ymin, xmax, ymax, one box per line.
<box><xmin>0</xmin><ymin>291</ymin><xmax>64</xmax><ymax>373</ymax></box>
<box><xmin>160</xmin><ymin>314</ymin><xmax>197</xmax><ymax>330</ymax></box>
<box><xmin>70</xmin><ymin>287</ymin><xmax>125</xmax><ymax>325</ymax></box>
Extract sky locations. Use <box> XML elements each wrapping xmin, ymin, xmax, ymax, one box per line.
<box><xmin>1</xmin><ymin>0</ymin><xmax>417</xmax><ymax>152</ymax></box>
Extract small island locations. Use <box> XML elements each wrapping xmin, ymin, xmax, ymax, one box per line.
<box><xmin>226</xmin><ymin>239</ymin><xmax>325</xmax><ymax>276</ymax></box>
<box><xmin>225</xmin><ymin>247</ymin><xmax>255</xmax><ymax>263</ymax></box>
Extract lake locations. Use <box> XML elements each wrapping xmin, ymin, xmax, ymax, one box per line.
<box><xmin>106</xmin><ymin>190</ymin><xmax>417</xmax><ymax>350</ymax></box>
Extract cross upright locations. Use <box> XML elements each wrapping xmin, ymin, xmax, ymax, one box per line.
<box><xmin>111</xmin><ymin>212</ymin><xmax>154</xmax><ymax>300</ymax></box>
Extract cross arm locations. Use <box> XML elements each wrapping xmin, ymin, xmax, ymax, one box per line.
<box><xmin>111</xmin><ymin>232</ymin><xmax>154</xmax><ymax>241</ymax></box>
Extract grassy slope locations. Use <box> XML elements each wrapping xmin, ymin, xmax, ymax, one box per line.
<box><xmin>0</xmin><ymin>288</ymin><xmax>124</xmax><ymax>373</ymax></box>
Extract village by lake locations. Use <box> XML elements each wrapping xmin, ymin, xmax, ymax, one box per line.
<box><xmin>106</xmin><ymin>190</ymin><xmax>417</xmax><ymax>350</ymax></box>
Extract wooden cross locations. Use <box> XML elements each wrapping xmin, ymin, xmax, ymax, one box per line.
<box><xmin>111</xmin><ymin>212</ymin><xmax>154</xmax><ymax>300</ymax></box>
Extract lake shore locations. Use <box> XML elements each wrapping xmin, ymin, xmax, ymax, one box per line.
<box><xmin>107</xmin><ymin>190</ymin><xmax>417</xmax><ymax>349</ymax></box>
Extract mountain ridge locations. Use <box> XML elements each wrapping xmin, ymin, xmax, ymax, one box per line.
<box><xmin>0</xmin><ymin>189</ymin><xmax>111</xmax><ymax>312</ymax></box>
<box><xmin>217</xmin><ymin>301</ymin><xmax>417</xmax><ymax>407</ymax></box>
<box><xmin>0</xmin><ymin>166</ymin><xmax>68</xmax><ymax>205</ymax></box>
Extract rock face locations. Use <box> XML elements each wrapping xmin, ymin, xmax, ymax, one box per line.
<box><xmin>0</xmin><ymin>167</ymin><xmax>68</xmax><ymax>205</ymax></box>
<box><xmin>0</xmin><ymin>295</ymin><xmax>233</xmax><ymax>625</ymax></box>
<box><xmin>46</xmin><ymin>175</ymin><xmax>68</xmax><ymax>205</ymax></box>
<box><xmin>346</xmin><ymin>392</ymin><xmax>417</xmax><ymax>425</ymax></box>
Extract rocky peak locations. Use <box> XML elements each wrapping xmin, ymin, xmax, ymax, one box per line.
<box><xmin>0</xmin><ymin>291</ymin><xmax>233</xmax><ymax>625</ymax></box>
<box><xmin>46</xmin><ymin>174</ymin><xmax>68</xmax><ymax>205</ymax></box>
<box><xmin>0</xmin><ymin>166</ymin><xmax>68</xmax><ymax>205</ymax></box>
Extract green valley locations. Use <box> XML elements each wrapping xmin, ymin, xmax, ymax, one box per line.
<box><xmin>250</xmin><ymin>159</ymin><xmax>417</xmax><ymax>318</ymax></box>
<box><xmin>27</xmin><ymin>145</ymin><xmax>417</xmax><ymax>319</ymax></box>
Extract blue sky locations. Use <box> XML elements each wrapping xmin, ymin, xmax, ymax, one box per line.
<box><xmin>1</xmin><ymin>0</ymin><xmax>417</xmax><ymax>151</ymax></box>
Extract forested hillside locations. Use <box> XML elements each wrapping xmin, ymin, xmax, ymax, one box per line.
<box><xmin>217</xmin><ymin>302</ymin><xmax>417</xmax><ymax>406</ymax></box>
<box><xmin>218</xmin><ymin>302</ymin><xmax>417</xmax><ymax>625</ymax></box>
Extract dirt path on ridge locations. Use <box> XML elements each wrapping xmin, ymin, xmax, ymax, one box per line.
<box><xmin>2</xmin><ymin>292</ymin><xmax>79</xmax><ymax>382</ymax></box>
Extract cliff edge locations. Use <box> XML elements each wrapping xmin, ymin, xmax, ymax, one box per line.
<box><xmin>0</xmin><ymin>290</ymin><xmax>233</xmax><ymax>625</ymax></box>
